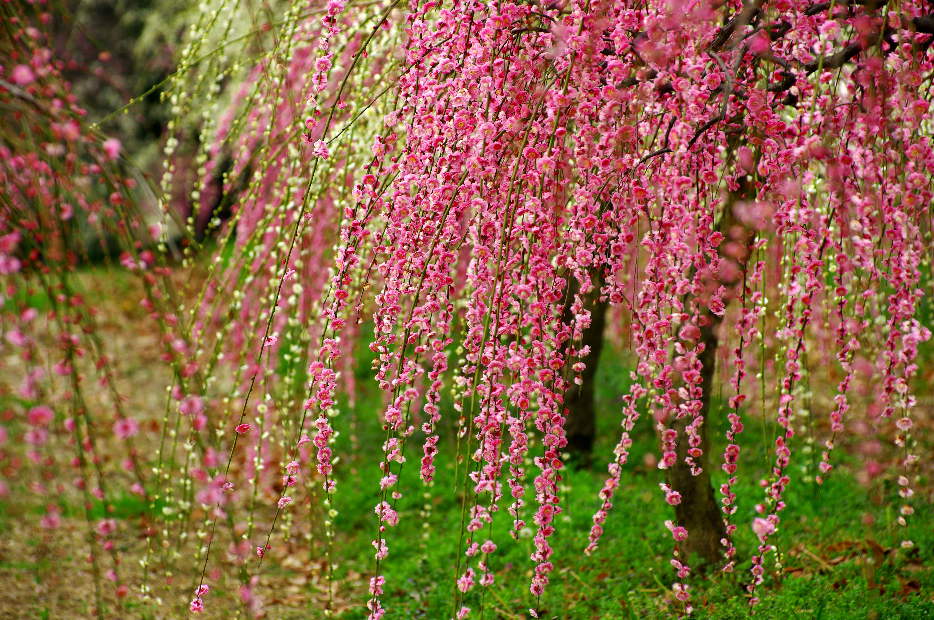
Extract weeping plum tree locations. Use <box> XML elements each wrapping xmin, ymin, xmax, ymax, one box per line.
<box><xmin>1</xmin><ymin>0</ymin><xmax>932</xmax><ymax>617</ymax></box>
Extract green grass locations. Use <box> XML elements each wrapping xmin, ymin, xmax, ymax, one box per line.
<box><xmin>321</xmin><ymin>447</ymin><xmax>931</xmax><ymax>619</ymax></box>
<box><xmin>313</xmin><ymin>341</ymin><xmax>933</xmax><ymax>619</ymax></box>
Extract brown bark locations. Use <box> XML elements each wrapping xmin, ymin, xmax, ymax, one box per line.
<box><xmin>667</xmin><ymin>315</ymin><xmax>728</xmax><ymax>566</ymax></box>
<box><xmin>563</xmin><ymin>269</ymin><xmax>608</xmax><ymax>466</ymax></box>
<box><xmin>564</xmin><ymin>298</ymin><xmax>608</xmax><ymax>465</ymax></box>
<box><xmin>666</xmin><ymin>178</ymin><xmax>752</xmax><ymax>567</ymax></box>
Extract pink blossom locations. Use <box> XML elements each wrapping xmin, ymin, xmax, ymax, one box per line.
<box><xmin>752</xmin><ymin>517</ymin><xmax>775</xmax><ymax>541</ymax></box>
<box><xmin>96</xmin><ymin>519</ymin><xmax>117</xmax><ymax>536</ymax></box>
<box><xmin>312</xmin><ymin>140</ymin><xmax>329</xmax><ymax>159</ymax></box>
<box><xmin>40</xmin><ymin>508</ymin><xmax>61</xmax><ymax>529</ymax></box>
<box><xmin>10</xmin><ymin>64</ymin><xmax>34</xmax><ymax>85</ymax></box>
<box><xmin>665</xmin><ymin>520</ymin><xmax>689</xmax><ymax>542</ymax></box>
<box><xmin>24</xmin><ymin>428</ymin><xmax>48</xmax><ymax>445</ymax></box>
<box><xmin>179</xmin><ymin>395</ymin><xmax>204</xmax><ymax>416</ymax></box>
<box><xmin>6</xmin><ymin>329</ymin><xmax>28</xmax><ymax>347</ymax></box>
<box><xmin>102</xmin><ymin>138</ymin><xmax>121</xmax><ymax>161</ymax></box>
<box><xmin>27</xmin><ymin>405</ymin><xmax>53</xmax><ymax>426</ymax></box>
<box><xmin>113</xmin><ymin>417</ymin><xmax>139</xmax><ymax>439</ymax></box>
<box><xmin>895</xmin><ymin>417</ymin><xmax>912</xmax><ymax>431</ymax></box>
<box><xmin>368</xmin><ymin>575</ymin><xmax>385</xmax><ymax>596</ymax></box>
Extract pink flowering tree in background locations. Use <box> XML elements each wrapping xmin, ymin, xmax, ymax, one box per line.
<box><xmin>0</xmin><ymin>1</ymin><xmax>183</xmax><ymax>612</ymax></box>
<box><xmin>2</xmin><ymin>0</ymin><xmax>932</xmax><ymax>617</ymax></box>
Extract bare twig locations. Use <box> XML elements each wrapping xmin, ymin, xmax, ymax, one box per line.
<box><xmin>639</xmin><ymin>117</ymin><xmax>676</xmax><ymax>164</ymax></box>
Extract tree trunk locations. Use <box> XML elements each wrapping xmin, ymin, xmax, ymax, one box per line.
<box><xmin>563</xmin><ymin>269</ymin><xmax>608</xmax><ymax>466</ymax></box>
<box><xmin>667</xmin><ymin>315</ymin><xmax>727</xmax><ymax>566</ymax></box>
<box><xmin>666</xmin><ymin>178</ymin><xmax>751</xmax><ymax>567</ymax></box>
<box><xmin>564</xmin><ymin>295</ymin><xmax>608</xmax><ymax>466</ymax></box>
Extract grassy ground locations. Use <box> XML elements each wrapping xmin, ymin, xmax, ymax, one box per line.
<box><xmin>312</xmin><ymin>345</ymin><xmax>933</xmax><ymax>620</ymax></box>
<box><xmin>0</xmin><ymin>268</ymin><xmax>930</xmax><ymax>619</ymax></box>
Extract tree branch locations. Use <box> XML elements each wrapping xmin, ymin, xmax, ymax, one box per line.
<box><xmin>805</xmin><ymin>0</ymin><xmax>891</xmax><ymax>17</ymax></box>
<box><xmin>711</xmin><ymin>0</ymin><xmax>763</xmax><ymax>51</ymax></box>
<box><xmin>805</xmin><ymin>42</ymin><xmax>863</xmax><ymax>73</ymax></box>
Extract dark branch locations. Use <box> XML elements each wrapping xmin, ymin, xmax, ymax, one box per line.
<box><xmin>765</xmin><ymin>20</ymin><xmax>793</xmax><ymax>41</ymax></box>
<box><xmin>798</xmin><ymin>13</ymin><xmax>932</xmax><ymax>75</ymax></box>
<box><xmin>915</xmin><ymin>14</ymin><xmax>934</xmax><ymax>35</ymax></box>
<box><xmin>687</xmin><ymin>114</ymin><xmax>724</xmax><ymax>149</ymax></box>
<box><xmin>805</xmin><ymin>0</ymin><xmax>891</xmax><ymax>17</ymax></box>
<box><xmin>805</xmin><ymin>42</ymin><xmax>862</xmax><ymax>73</ymax></box>
<box><xmin>511</xmin><ymin>27</ymin><xmax>550</xmax><ymax>35</ymax></box>
<box><xmin>639</xmin><ymin>117</ymin><xmax>677</xmax><ymax>164</ymax></box>
<box><xmin>711</xmin><ymin>0</ymin><xmax>763</xmax><ymax>51</ymax></box>
<box><xmin>615</xmin><ymin>70</ymin><xmax>674</xmax><ymax>96</ymax></box>
<box><xmin>767</xmin><ymin>71</ymin><xmax>796</xmax><ymax>93</ymax></box>
<box><xmin>639</xmin><ymin>147</ymin><xmax>672</xmax><ymax>164</ymax></box>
